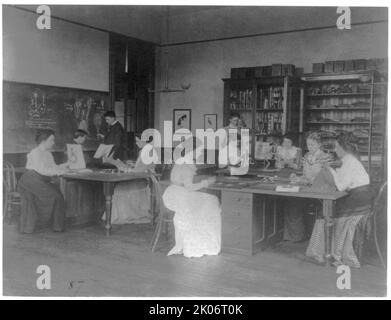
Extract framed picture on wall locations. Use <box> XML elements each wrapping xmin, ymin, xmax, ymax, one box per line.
<box><xmin>204</xmin><ymin>114</ymin><xmax>217</xmax><ymax>130</ymax></box>
<box><xmin>173</xmin><ymin>109</ymin><xmax>191</xmax><ymax>132</ymax></box>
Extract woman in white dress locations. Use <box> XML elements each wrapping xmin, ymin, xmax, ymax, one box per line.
<box><xmin>104</xmin><ymin>136</ymin><xmax>158</xmax><ymax>224</ymax></box>
<box><xmin>162</xmin><ymin>139</ymin><xmax>222</xmax><ymax>258</ymax></box>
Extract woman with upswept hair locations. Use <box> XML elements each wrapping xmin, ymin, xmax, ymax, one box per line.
<box><xmin>305</xmin><ymin>132</ymin><xmax>372</xmax><ymax>267</ymax></box>
<box><xmin>18</xmin><ymin>129</ymin><xmax>69</xmax><ymax>233</ymax></box>
<box><xmin>162</xmin><ymin>137</ymin><xmax>222</xmax><ymax>258</ymax></box>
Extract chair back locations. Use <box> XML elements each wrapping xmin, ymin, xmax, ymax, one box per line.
<box><xmin>3</xmin><ymin>161</ymin><xmax>17</xmax><ymax>192</ymax></box>
<box><xmin>147</xmin><ymin>171</ymin><xmax>165</xmax><ymax>213</ymax></box>
<box><xmin>369</xmin><ymin>182</ymin><xmax>387</xmax><ymax>219</ymax></box>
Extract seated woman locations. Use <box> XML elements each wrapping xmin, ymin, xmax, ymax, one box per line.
<box><xmin>18</xmin><ymin>129</ymin><xmax>69</xmax><ymax>233</ymax></box>
<box><xmin>275</xmin><ymin>133</ymin><xmax>301</xmax><ymax>170</ymax></box>
<box><xmin>103</xmin><ymin>136</ymin><xmax>158</xmax><ymax>224</ymax></box>
<box><xmin>305</xmin><ymin>132</ymin><xmax>372</xmax><ymax>268</ymax></box>
<box><xmin>290</xmin><ymin>132</ymin><xmax>332</xmax><ymax>184</ymax></box>
<box><xmin>163</xmin><ymin>138</ymin><xmax>222</xmax><ymax>258</ymax></box>
<box><xmin>286</xmin><ymin>132</ymin><xmax>332</xmax><ymax>242</ymax></box>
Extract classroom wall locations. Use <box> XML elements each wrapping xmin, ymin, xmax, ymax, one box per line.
<box><xmin>3</xmin><ymin>6</ymin><xmax>109</xmax><ymax>92</ymax></box>
<box><xmin>154</xmin><ymin>7</ymin><xmax>388</xmax><ymax>131</ymax></box>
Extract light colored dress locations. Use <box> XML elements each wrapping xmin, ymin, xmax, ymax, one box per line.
<box><xmin>109</xmin><ymin>144</ymin><xmax>156</xmax><ymax>224</ymax></box>
<box><xmin>306</xmin><ymin>154</ymin><xmax>371</xmax><ymax>267</ymax></box>
<box><xmin>162</xmin><ymin>159</ymin><xmax>222</xmax><ymax>258</ymax></box>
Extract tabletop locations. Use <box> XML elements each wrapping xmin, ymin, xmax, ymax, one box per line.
<box><xmin>61</xmin><ymin>169</ymin><xmax>152</xmax><ymax>183</ymax></box>
<box><xmin>160</xmin><ymin>172</ymin><xmax>347</xmax><ymax>201</ymax></box>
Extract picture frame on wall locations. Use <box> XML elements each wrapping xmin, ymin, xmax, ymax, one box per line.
<box><xmin>204</xmin><ymin>114</ymin><xmax>217</xmax><ymax>130</ymax></box>
<box><xmin>173</xmin><ymin>108</ymin><xmax>191</xmax><ymax>132</ymax></box>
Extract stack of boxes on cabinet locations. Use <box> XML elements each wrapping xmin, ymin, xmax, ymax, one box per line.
<box><xmin>224</xmin><ymin>58</ymin><xmax>387</xmax><ymax>180</ymax></box>
<box><xmin>302</xmin><ymin>57</ymin><xmax>387</xmax><ymax>181</ymax></box>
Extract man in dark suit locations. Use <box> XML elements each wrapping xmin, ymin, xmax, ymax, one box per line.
<box><xmin>98</xmin><ymin>111</ymin><xmax>125</xmax><ymax>160</ymax></box>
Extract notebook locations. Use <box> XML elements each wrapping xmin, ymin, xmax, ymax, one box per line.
<box><xmin>93</xmin><ymin>144</ymin><xmax>114</xmax><ymax>159</ymax></box>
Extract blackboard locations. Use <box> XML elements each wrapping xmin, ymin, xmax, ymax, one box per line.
<box><xmin>3</xmin><ymin>81</ymin><xmax>109</xmax><ymax>153</ymax></box>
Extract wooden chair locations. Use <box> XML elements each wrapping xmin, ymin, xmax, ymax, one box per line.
<box><xmin>354</xmin><ymin>181</ymin><xmax>387</xmax><ymax>268</ymax></box>
<box><xmin>3</xmin><ymin>161</ymin><xmax>21</xmax><ymax>221</ymax></box>
<box><xmin>149</xmin><ymin>173</ymin><xmax>171</xmax><ymax>252</ymax></box>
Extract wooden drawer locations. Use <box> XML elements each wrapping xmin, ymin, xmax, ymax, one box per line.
<box><xmin>221</xmin><ymin>191</ymin><xmax>252</xmax><ymax>210</ymax></box>
<box><xmin>222</xmin><ymin>217</ymin><xmax>252</xmax><ymax>252</ymax></box>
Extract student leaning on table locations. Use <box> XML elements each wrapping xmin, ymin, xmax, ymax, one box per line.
<box><xmin>102</xmin><ymin>135</ymin><xmax>158</xmax><ymax>224</ymax></box>
<box><xmin>305</xmin><ymin>132</ymin><xmax>372</xmax><ymax>267</ymax></box>
<box><xmin>18</xmin><ymin>129</ymin><xmax>69</xmax><ymax>233</ymax></box>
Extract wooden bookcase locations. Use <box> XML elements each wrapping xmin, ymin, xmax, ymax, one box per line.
<box><xmin>300</xmin><ymin>70</ymin><xmax>387</xmax><ymax>182</ymax></box>
<box><xmin>223</xmin><ymin>76</ymin><xmax>302</xmax><ymax>156</ymax></box>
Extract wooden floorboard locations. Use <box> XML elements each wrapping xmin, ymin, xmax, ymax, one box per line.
<box><xmin>3</xmin><ymin>223</ymin><xmax>386</xmax><ymax>297</ymax></box>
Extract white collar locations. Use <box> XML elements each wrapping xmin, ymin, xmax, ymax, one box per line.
<box><xmin>341</xmin><ymin>153</ymin><xmax>353</xmax><ymax>163</ymax></box>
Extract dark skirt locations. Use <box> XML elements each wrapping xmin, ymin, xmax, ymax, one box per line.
<box><xmin>336</xmin><ymin>185</ymin><xmax>373</xmax><ymax>218</ymax></box>
<box><xmin>17</xmin><ymin>170</ymin><xmax>66</xmax><ymax>233</ymax></box>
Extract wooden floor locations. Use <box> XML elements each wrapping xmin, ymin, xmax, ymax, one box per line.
<box><xmin>3</xmin><ymin>222</ymin><xmax>387</xmax><ymax>297</ymax></box>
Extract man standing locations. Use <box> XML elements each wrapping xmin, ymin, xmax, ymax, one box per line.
<box><xmin>98</xmin><ymin>111</ymin><xmax>125</xmax><ymax>160</ymax></box>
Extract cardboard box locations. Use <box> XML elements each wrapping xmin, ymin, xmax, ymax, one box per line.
<box><xmin>353</xmin><ymin>59</ymin><xmax>366</xmax><ymax>70</ymax></box>
<box><xmin>375</xmin><ymin>58</ymin><xmax>388</xmax><ymax>71</ymax></box>
<box><xmin>254</xmin><ymin>66</ymin><xmax>263</xmax><ymax>78</ymax></box>
<box><xmin>312</xmin><ymin>63</ymin><xmax>324</xmax><ymax>73</ymax></box>
<box><xmin>237</xmin><ymin>68</ymin><xmax>248</xmax><ymax>79</ymax></box>
<box><xmin>246</xmin><ymin>67</ymin><xmax>255</xmax><ymax>79</ymax></box>
<box><xmin>324</xmin><ymin>61</ymin><xmax>334</xmax><ymax>73</ymax></box>
<box><xmin>272</xmin><ymin>64</ymin><xmax>283</xmax><ymax>76</ymax></box>
<box><xmin>231</xmin><ymin>68</ymin><xmax>239</xmax><ymax>79</ymax></box>
<box><xmin>262</xmin><ymin>66</ymin><xmax>272</xmax><ymax>76</ymax></box>
<box><xmin>344</xmin><ymin>60</ymin><xmax>354</xmax><ymax>71</ymax></box>
<box><xmin>334</xmin><ymin>61</ymin><xmax>345</xmax><ymax>73</ymax></box>
<box><xmin>295</xmin><ymin>67</ymin><xmax>304</xmax><ymax>76</ymax></box>
<box><xmin>365</xmin><ymin>59</ymin><xmax>377</xmax><ymax>70</ymax></box>
<box><xmin>283</xmin><ymin>64</ymin><xmax>296</xmax><ymax>76</ymax></box>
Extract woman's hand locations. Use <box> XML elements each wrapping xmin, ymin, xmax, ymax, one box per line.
<box><xmin>97</xmin><ymin>133</ymin><xmax>104</xmax><ymax>139</ymax></box>
<box><xmin>59</xmin><ymin>162</ymin><xmax>70</xmax><ymax>169</ymax></box>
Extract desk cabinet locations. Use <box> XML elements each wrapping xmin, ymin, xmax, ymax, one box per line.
<box><xmin>221</xmin><ymin>190</ymin><xmax>284</xmax><ymax>255</ymax></box>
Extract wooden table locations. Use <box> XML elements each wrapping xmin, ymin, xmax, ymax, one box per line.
<box><xmin>161</xmin><ymin>172</ymin><xmax>347</xmax><ymax>266</ymax></box>
<box><xmin>61</xmin><ymin>170</ymin><xmax>153</xmax><ymax>236</ymax></box>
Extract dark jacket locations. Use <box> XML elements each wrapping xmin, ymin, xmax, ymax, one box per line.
<box><xmin>104</xmin><ymin>121</ymin><xmax>125</xmax><ymax>160</ymax></box>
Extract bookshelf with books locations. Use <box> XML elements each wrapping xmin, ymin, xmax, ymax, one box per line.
<box><xmin>300</xmin><ymin>70</ymin><xmax>387</xmax><ymax>182</ymax></box>
<box><xmin>223</xmin><ymin>76</ymin><xmax>302</xmax><ymax>157</ymax></box>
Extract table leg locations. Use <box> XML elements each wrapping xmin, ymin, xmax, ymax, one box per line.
<box><xmin>59</xmin><ymin>177</ymin><xmax>67</xmax><ymax>200</ymax></box>
<box><xmin>322</xmin><ymin>199</ymin><xmax>335</xmax><ymax>266</ymax></box>
<box><xmin>103</xmin><ymin>182</ymin><xmax>115</xmax><ymax>236</ymax></box>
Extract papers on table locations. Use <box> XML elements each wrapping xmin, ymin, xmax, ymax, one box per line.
<box><xmin>66</xmin><ymin>144</ymin><xmax>86</xmax><ymax>169</ymax></box>
<box><xmin>275</xmin><ymin>185</ymin><xmax>300</xmax><ymax>192</ymax></box>
<box><xmin>93</xmin><ymin>144</ymin><xmax>114</xmax><ymax>159</ymax></box>
<box><xmin>64</xmin><ymin>168</ymin><xmax>93</xmax><ymax>174</ymax></box>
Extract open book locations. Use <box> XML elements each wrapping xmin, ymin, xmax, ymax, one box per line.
<box><xmin>93</xmin><ymin>144</ymin><xmax>114</xmax><ymax>159</ymax></box>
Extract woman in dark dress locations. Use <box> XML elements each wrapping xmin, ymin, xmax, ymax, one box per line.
<box><xmin>18</xmin><ymin>129</ymin><xmax>69</xmax><ymax>233</ymax></box>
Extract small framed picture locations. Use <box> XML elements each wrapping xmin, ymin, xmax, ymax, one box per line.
<box><xmin>204</xmin><ymin>114</ymin><xmax>217</xmax><ymax>130</ymax></box>
<box><xmin>173</xmin><ymin>109</ymin><xmax>191</xmax><ymax>132</ymax></box>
